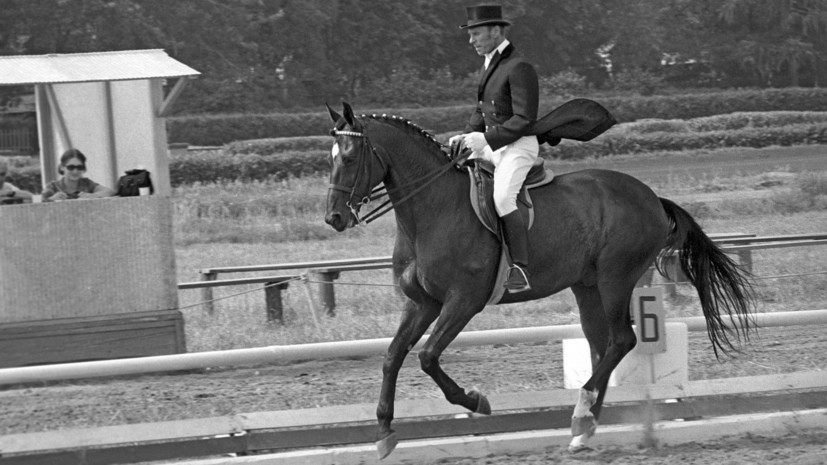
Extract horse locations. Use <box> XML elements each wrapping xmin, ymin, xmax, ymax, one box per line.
<box><xmin>323</xmin><ymin>102</ymin><xmax>756</xmax><ymax>458</ymax></box>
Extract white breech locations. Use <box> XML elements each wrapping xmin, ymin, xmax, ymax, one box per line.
<box><xmin>471</xmin><ymin>135</ymin><xmax>539</xmax><ymax>216</ymax></box>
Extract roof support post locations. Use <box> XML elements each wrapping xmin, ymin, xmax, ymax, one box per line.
<box><xmin>158</xmin><ymin>77</ymin><xmax>190</xmax><ymax>117</ymax></box>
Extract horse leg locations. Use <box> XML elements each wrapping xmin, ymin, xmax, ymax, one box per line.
<box><xmin>418</xmin><ymin>299</ymin><xmax>491</xmax><ymax>415</ymax></box>
<box><xmin>569</xmin><ymin>282</ymin><xmax>636</xmax><ymax>453</ymax></box>
<box><xmin>376</xmin><ymin>296</ymin><xmax>440</xmax><ymax>459</ymax></box>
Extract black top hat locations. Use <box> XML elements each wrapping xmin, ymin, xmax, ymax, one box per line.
<box><xmin>460</xmin><ymin>5</ymin><xmax>511</xmax><ymax>29</ymax></box>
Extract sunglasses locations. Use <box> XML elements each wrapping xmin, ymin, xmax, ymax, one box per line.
<box><xmin>65</xmin><ymin>165</ymin><xmax>86</xmax><ymax>171</ymax></box>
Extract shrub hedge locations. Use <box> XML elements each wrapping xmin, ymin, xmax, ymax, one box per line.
<box><xmin>168</xmin><ymin>87</ymin><xmax>827</xmax><ymax>146</ymax></box>
<box><xmin>7</xmin><ymin>109</ymin><xmax>827</xmax><ymax>189</ymax></box>
<box><xmin>5</xmin><ymin>164</ymin><xmax>41</xmax><ymax>193</ymax></box>
<box><xmin>168</xmin><ymin>150</ymin><xmax>330</xmax><ymax>186</ymax></box>
<box><xmin>225</xmin><ymin>136</ymin><xmax>331</xmax><ymax>156</ymax></box>
<box><xmin>547</xmin><ymin>122</ymin><xmax>827</xmax><ymax>159</ymax></box>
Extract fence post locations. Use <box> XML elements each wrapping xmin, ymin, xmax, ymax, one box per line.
<box><xmin>199</xmin><ymin>271</ymin><xmax>217</xmax><ymax>314</ymax></box>
<box><xmin>311</xmin><ymin>270</ymin><xmax>339</xmax><ymax>317</ymax></box>
<box><xmin>661</xmin><ymin>253</ymin><xmax>684</xmax><ymax>297</ymax></box>
<box><xmin>265</xmin><ymin>282</ymin><xmax>290</xmax><ymax>324</ymax></box>
<box><xmin>736</xmin><ymin>250</ymin><xmax>753</xmax><ymax>273</ymax></box>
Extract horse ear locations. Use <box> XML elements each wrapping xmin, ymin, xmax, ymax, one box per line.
<box><xmin>342</xmin><ymin>102</ymin><xmax>356</xmax><ymax>127</ymax></box>
<box><xmin>326</xmin><ymin>102</ymin><xmax>342</xmax><ymax>125</ymax></box>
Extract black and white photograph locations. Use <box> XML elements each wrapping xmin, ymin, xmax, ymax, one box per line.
<box><xmin>0</xmin><ymin>1</ymin><xmax>825</xmax><ymax>463</ymax></box>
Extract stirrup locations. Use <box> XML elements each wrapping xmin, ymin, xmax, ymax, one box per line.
<box><xmin>504</xmin><ymin>264</ymin><xmax>531</xmax><ymax>293</ymax></box>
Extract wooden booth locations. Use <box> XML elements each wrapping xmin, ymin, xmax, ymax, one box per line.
<box><xmin>0</xmin><ymin>50</ymin><xmax>200</xmax><ymax>367</ymax></box>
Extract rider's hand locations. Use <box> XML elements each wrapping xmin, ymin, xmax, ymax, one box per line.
<box><xmin>448</xmin><ymin>134</ymin><xmax>465</xmax><ymax>149</ymax></box>
<box><xmin>463</xmin><ymin>132</ymin><xmax>488</xmax><ymax>153</ymax></box>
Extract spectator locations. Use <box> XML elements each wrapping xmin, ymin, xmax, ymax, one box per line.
<box><xmin>42</xmin><ymin>149</ymin><xmax>115</xmax><ymax>202</ymax></box>
<box><xmin>0</xmin><ymin>158</ymin><xmax>34</xmax><ymax>204</ymax></box>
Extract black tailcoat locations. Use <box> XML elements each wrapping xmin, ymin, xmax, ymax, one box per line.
<box><xmin>463</xmin><ymin>43</ymin><xmax>539</xmax><ymax>152</ymax></box>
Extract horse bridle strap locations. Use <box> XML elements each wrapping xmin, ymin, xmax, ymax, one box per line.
<box><xmin>360</xmin><ymin>144</ymin><xmax>474</xmax><ymax>224</ymax></box>
<box><xmin>330</xmin><ymin>128</ymin><xmax>388</xmax><ymax>222</ymax></box>
<box><xmin>330</xmin><ymin>127</ymin><xmax>472</xmax><ymax>225</ymax></box>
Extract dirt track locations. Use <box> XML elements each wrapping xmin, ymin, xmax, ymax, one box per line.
<box><xmin>1</xmin><ymin>145</ymin><xmax>826</xmax><ymax>463</ymax></box>
<box><xmin>1</xmin><ymin>325</ymin><xmax>825</xmax><ymax>463</ymax></box>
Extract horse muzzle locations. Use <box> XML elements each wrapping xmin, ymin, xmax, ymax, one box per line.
<box><xmin>324</xmin><ymin>210</ymin><xmax>356</xmax><ymax>232</ymax></box>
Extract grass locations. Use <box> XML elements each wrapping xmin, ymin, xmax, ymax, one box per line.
<box><xmin>171</xmin><ymin>146</ymin><xmax>827</xmax><ymax>353</ymax></box>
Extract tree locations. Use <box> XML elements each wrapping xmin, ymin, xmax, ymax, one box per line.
<box><xmin>659</xmin><ymin>0</ymin><xmax>827</xmax><ymax>87</ymax></box>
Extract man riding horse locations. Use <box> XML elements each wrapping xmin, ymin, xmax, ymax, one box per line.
<box><xmin>450</xmin><ymin>4</ymin><xmax>540</xmax><ymax>293</ymax></box>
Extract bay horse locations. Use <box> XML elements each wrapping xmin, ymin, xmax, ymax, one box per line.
<box><xmin>324</xmin><ymin>102</ymin><xmax>756</xmax><ymax>458</ymax></box>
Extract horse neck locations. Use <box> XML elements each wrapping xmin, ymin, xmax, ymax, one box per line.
<box><xmin>367</xmin><ymin>120</ymin><xmax>466</xmax><ymax>236</ymax></box>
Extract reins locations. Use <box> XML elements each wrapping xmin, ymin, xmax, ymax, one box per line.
<box><xmin>330</xmin><ymin>124</ymin><xmax>472</xmax><ymax>225</ymax></box>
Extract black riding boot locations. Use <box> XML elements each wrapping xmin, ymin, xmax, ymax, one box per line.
<box><xmin>501</xmin><ymin>210</ymin><xmax>531</xmax><ymax>293</ymax></box>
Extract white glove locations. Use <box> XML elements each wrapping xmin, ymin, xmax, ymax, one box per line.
<box><xmin>463</xmin><ymin>132</ymin><xmax>488</xmax><ymax>152</ymax></box>
<box><xmin>448</xmin><ymin>134</ymin><xmax>465</xmax><ymax>148</ymax></box>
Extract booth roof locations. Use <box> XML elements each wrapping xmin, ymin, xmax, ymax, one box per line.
<box><xmin>0</xmin><ymin>49</ymin><xmax>200</xmax><ymax>86</ymax></box>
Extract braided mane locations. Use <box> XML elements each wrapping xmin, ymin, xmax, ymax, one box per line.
<box><xmin>360</xmin><ymin>113</ymin><xmax>446</xmax><ymax>155</ymax></box>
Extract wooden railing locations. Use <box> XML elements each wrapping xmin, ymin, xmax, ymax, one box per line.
<box><xmin>178</xmin><ymin>233</ymin><xmax>827</xmax><ymax>321</ymax></box>
<box><xmin>178</xmin><ymin>256</ymin><xmax>393</xmax><ymax>322</ymax></box>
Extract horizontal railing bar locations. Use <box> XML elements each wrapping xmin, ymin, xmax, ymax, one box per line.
<box><xmin>195</xmin><ymin>233</ymin><xmax>825</xmax><ymax>278</ymax></box>
<box><xmin>178</xmin><ymin>275</ymin><xmax>299</xmax><ymax>290</ymax></box>
<box><xmin>721</xmin><ymin>239</ymin><xmax>827</xmax><ymax>252</ymax></box>
<box><xmin>714</xmin><ymin>233</ymin><xmax>827</xmax><ymax>245</ymax></box>
<box><xmin>200</xmin><ymin>256</ymin><xmax>392</xmax><ymax>275</ymax></box>
<box><xmin>309</xmin><ymin>263</ymin><xmax>395</xmax><ymax>273</ymax></box>
<box><xmin>0</xmin><ymin>310</ymin><xmax>823</xmax><ymax>386</ymax></box>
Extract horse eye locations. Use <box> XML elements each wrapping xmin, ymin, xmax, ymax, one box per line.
<box><xmin>342</xmin><ymin>154</ymin><xmax>357</xmax><ymax>166</ymax></box>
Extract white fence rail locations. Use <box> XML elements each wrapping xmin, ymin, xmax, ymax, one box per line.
<box><xmin>0</xmin><ymin>309</ymin><xmax>824</xmax><ymax>386</ymax></box>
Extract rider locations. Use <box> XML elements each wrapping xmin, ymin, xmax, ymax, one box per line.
<box><xmin>449</xmin><ymin>4</ymin><xmax>540</xmax><ymax>293</ymax></box>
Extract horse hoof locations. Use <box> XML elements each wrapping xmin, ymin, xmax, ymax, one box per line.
<box><xmin>568</xmin><ymin>432</ymin><xmax>594</xmax><ymax>454</ymax></box>
<box><xmin>469</xmin><ymin>388</ymin><xmax>491</xmax><ymax>415</ymax></box>
<box><xmin>571</xmin><ymin>415</ymin><xmax>597</xmax><ymax>437</ymax></box>
<box><xmin>568</xmin><ymin>443</ymin><xmax>594</xmax><ymax>454</ymax></box>
<box><xmin>376</xmin><ymin>432</ymin><xmax>398</xmax><ymax>460</ymax></box>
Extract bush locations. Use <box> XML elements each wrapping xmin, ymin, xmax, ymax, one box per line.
<box><xmin>168</xmin><ymin>150</ymin><xmax>330</xmax><ymax>185</ymax></box>
<box><xmin>225</xmin><ymin>136</ymin><xmax>331</xmax><ymax>155</ymax></box>
<box><xmin>10</xmin><ymin>110</ymin><xmax>827</xmax><ymax>186</ymax></box>
<box><xmin>168</xmin><ymin>105</ymin><xmax>475</xmax><ymax>146</ymax></box>
<box><xmin>598</xmin><ymin>88</ymin><xmax>827</xmax><ymax>123</ymax></box>
<box><xmin>358</xmin><ymin>66</ymin><xmax>477</xmax><ymax>107</ymax></box>
<box><xmin>618</xmin><ymin>111</ymin><xmax>827</xmax><ymax>135</ymax></box>
<box><xmin>540</xmin><ymin>70</ymin><xmax>589</xmax><ymax>98</ymax></box>
<box><xmin>609</xmin><ymin>68</ymin><xmax>664</xmax><ymax>96</ymax></box>
<box><xmin>6</xmin><ymin>164</ymin><xmax>42</xmax><ymax>193</ymax></box>
<box><xmin>168</xmin><ymin>88</ymin><xmax>827</xmax><ymax>146</ymax></box>
<box><xmin>547</xmin><ymin>122</ymin><xmax>827</xmax><ymax>159</ymax></box>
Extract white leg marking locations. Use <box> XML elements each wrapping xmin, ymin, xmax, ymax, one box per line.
<box><xmin>572</xmin><ymin>388</ymin><xmax>599</xmax><ymax>418</ymax></box>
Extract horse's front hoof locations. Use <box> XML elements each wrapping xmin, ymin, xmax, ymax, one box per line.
<box><xmin>567</xmin><ymin>442</ymin><xmax>594</xmax><ymax>454</ymax></box>
<box><xmin>376</xmin><ymin>432</ymin><xmax>398</xmax><ymax>460</ymax></box>
<box><xmin>469</xmin><ymin>388</ymin><xmax>491</xmax><ymax>415</ymax></box>
<box><xmin>568</xmin><ymin>431</ymin><xmax>595</xmax><ymax>454</ymax></box>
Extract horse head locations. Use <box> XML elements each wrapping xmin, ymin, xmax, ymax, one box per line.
<box><xmin>324</xmin><ymin>102</ymin><xmax>388</xmax><ymax>231</ymax></box>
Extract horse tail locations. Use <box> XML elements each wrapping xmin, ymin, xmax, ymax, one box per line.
<box><xmin>657</xmin><ymin>197</ymin><xmax>757</xmax><ymax>358</ymax></box>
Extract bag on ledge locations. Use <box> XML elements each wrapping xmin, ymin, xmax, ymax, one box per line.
<box><xmin>116</xmin><ymin>169</ymin><xmax>154</xmax><ymax>197</ymax></box>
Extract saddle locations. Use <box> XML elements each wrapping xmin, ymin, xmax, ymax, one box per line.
<box><xmin>468</xmin><ymin>157</ymin><xmax>554</xmax><ymax>236</ymax></box>
<box><xmin>462</xmin><ymin>153</ymin><xmax>555</xmax><ymax>306</ymax></box>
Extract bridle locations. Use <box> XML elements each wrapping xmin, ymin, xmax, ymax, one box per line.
<box><xmin>328</xmin><ymin>128</ymin><xmax>388</xmax><ymax>224</ymax></box>
<box><xmin>329</xmin><ymin>123</ymin><xmax>472</xmax><ymax>225</ymax></box>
